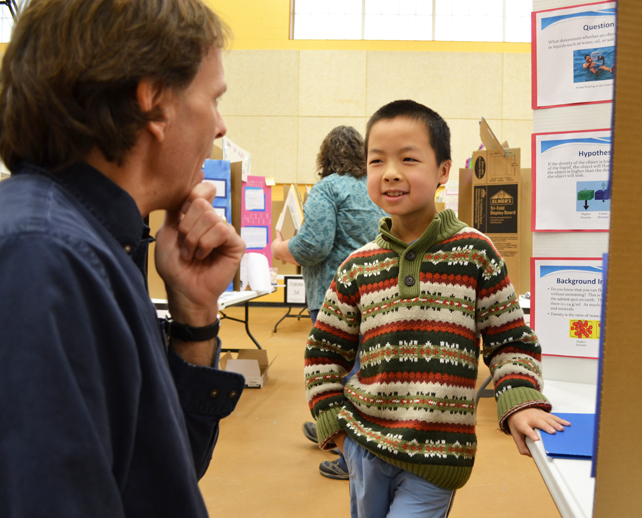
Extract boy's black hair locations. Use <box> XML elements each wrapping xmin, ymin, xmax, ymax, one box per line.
<box><xmin>365</xmin><ymin>100</ymin><xmax>451</xmax><ymax>166</ymax></box>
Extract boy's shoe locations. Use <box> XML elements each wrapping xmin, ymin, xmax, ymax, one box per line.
<box><xmin>319</xmin><ymin>458</ymin><xmax>349</xmax><ymax>480</ymax></box>
<box><xmin>302</xmin><ymin>421</ymin><xmax>318</xmax><ymax>443</ymax></box>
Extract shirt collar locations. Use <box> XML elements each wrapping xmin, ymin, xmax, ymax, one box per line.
<box><xmin>376</xmin><ymin>209</ymin><xmax>467</xmax><ymax>254</ymax></box>
<box><xmin>18</xmin><ymin>161</ymin><xmax>148</xmax><ymax>253</ymax></box>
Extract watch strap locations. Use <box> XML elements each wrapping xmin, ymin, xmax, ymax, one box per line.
<box><xmin>164</xmin><ymin>317</ymin><xmax>220</xmax><ymax>342</ymax></box>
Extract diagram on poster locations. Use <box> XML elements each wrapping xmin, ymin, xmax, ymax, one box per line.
<box><xmin>531</xmin><ymin>258</ymin><xmax>603</xmax><ymax>359</ymax></box>
<box><xmin>532</xmin><ymin>2</ymin><xmax>616</xmax><ymax>109</ymax></box>
<box><xmin>533</xmin><ymin>129</ymin><xmax>611</xmax><ymax>231</ymax></box>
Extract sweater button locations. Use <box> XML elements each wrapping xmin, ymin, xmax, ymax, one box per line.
<box><xmin>124</xmin><ymin>244</ymin><xmax>133</xmax><ymax>254</ymax></box>
<box><xmin>406</xmin><ymin>250</ymin><xmax>417</xmax><ymax>261</ymax></box>
<box><xmin>209</xmin><ymin>389</ymin><xmax>219</xmax><ymax>399</ymax></box>
<box><xmin>229</xmin><ymin>390</ymin><xmax>239</xmax><ymax>399</ymax></box>
<box><xmin>404</xmin><ymin>276</ymin><xmax>415</xmax><ymax>287</ymax></box>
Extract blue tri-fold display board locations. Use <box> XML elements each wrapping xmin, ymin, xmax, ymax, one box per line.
<box><xmin>203</xmin><ymin>159</ymin><xmax>233</xmax><ymax>291</ymax></box>
<box><xmin>203</xmin><ymin>159</ymin><xmax>232</xmax><ymax>226</ymax></box>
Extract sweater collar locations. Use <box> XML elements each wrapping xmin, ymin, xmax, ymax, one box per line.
<box><xmin>375</xmin><ymin>209</ymin><xmax>467</xmax><ymax>255</ymax></box>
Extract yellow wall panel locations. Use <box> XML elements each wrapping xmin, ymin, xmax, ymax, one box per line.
<box><xmin>365</xmin><ymin>52</ymin><xmax>504</xmax><ymax>121</ymax></box>
<box><xmin>296</xmin><ymin>117</ymin><xmax>368</xmax><ymax>184</ymax></box>
<box><xmin>220</xmin><ymin>50</ymin><xmax>299</xmax><ymax>116</ymax></box>
<box><xmin>299</xmin><ymin>51</ymin><xmax>367</xmax><ymax>117</ymax></box>
<box><xmin>503</xmin><ymin>53</ymin><xmax>533</xmax><ymax>121</ymax></box>
<box><xmin>222</xmin><ymin>116</ymin><xmax>298</xmax><ymax>183</ymax></box>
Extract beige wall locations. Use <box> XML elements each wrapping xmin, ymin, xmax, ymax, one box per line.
<box><xmin>218</xmin><ymin>49</ymin><xmax>532</xmax><ymax>185</ymax></box>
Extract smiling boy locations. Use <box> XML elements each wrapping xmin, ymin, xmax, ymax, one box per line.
<box><xmin>304</xmin><ymin>100</ymin><xmax>568</xmax><ymax>518</ymax></box>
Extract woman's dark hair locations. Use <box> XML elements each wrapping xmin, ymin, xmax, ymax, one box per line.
<box><xmin>316</xmin><ymin>126</ymin><xmax>366</xmax><ymax>179</ymax></box>
<box><xmin>0</xmin><ymin>0</ymin><xmax>230</xmax><ymax>171</ymax></box>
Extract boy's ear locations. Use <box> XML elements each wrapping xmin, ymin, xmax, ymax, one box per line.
<box><xmin>437</xmin><ymin>159</ymin><xmax>452</xmax><ymax>186</ymax></box>
<box><xmin>136</xmin><ymin>79</ymin><xmax>171</xmax><ymax>143</ymax></box>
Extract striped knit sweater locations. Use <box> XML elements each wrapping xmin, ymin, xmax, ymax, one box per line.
<box><xmin>304</xmin><ymin>209</ymin><xmax>551</xmax><ymax>490</ymax></box>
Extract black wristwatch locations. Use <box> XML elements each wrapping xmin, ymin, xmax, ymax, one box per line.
<box><xmin>164</xmin><ymin>317</ymin><xmax>220</xmax><ymax>342</ymax></box>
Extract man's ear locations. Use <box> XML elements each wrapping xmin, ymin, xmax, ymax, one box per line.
<box><xmin>136</xmin><ymin>79</ymin><xmax>170</xmax><ymax>143</ymax></box>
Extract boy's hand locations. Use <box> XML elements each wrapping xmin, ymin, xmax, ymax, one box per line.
<box><xmin>507</xmin><ymin>408</ymin><xmax>570</xmax><ymax>457</ymax></box>
<box><xmin>333</xmin><ymin>431</ymin><xmax>347</xmax><ymax>454</ymax></box>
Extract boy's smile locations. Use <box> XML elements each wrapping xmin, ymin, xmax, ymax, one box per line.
<box><xmin>366</xmin><ymin>116</ymin><xmax>450</xmax><ymax>243</ymax></box>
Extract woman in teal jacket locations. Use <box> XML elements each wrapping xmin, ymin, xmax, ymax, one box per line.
<box><xmin>272</xmin><ymin>125</ymin><xmax>386</xmax><ymax>480</ymax></box>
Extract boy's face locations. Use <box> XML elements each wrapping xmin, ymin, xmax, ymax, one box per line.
<box><xmin>366</xmin><ymin>116</ymin><xmax>450</xmax><ymax>241</ymax></box>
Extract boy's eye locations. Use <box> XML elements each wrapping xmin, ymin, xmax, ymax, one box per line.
<box><xmin>369</xmin><ymin>159</ymin><xmax>382</xmax><ymax>165</ymax></box>
<box><xmin>403</xmin><ymin>157</ymin><xmax>418</xmax><ymax>162</ymax></box>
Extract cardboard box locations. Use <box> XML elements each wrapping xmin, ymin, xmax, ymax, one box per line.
<box><xmin>219</xmin><ymin>349</ymin><xmax>272</xmax><ymax>388</ymax></box>
<box><xmin>470</xmin><ymin>119</ymin><xmax>530</xmax><ymax>296</ymax></box>
<box><xmin>458</xmin><ymin>168</ymin><xmax>473</xmax><ymax>227</ymax></box>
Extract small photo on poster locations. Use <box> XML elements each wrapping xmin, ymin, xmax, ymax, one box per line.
<box><xmin>572</xmin><ymin>47</ymin><xmax>615</xmax><ymax>83</ymax></box>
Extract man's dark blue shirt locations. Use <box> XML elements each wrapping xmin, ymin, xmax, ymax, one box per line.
<box><xmin>0</xmin><ymin>161</ymin><xmax>245</xmax><ymax>517</ymax></box>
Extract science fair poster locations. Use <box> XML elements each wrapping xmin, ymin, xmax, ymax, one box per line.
<box><xmin>532</xmin><ymin>129</ymin><xmax>611</xmax><ymax>231</ymax></box>
<box><xmin>532</xmin><ymin>2</ymin><xmax>616</xmax><ymax>109</ymax></box>
<box><xmin>531</xmin><ymin>258</ymin><xmax>604</xmax><ymax>359</ymax></box>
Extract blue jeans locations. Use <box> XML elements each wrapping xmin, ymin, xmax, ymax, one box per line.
<box><xmin>343</xmin><ymin>436</ymin><xmax>455</xmax><ymax>518</ymax></box>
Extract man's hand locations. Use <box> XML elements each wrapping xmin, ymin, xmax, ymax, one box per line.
<box><xmin>507</xmin><ymin>408</ymin><xmax>570</xmax><ymax>457</ymax></box>
<box><xmin>155</xmin><ymin>181</ymin><xmax>245</xmax><ymax>328</ymax></box>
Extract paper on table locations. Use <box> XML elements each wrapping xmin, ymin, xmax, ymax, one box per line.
<box><xmin>540</xmin><ymin>413</ymin><xmax>595</xmax><ymax>459</ymax></box>
<box><xmin>246</xmin><ymin>253</ymin><xmax>272</xmax><ymax>292</ymax></box>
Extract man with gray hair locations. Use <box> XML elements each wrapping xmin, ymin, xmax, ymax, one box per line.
<box><xmin>0</xmin><ymin>1</ymin><xmax>245</xmax><ymax>516</ymax></box>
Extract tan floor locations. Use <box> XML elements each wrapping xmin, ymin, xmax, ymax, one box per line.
<box><xmin>201</xmin><ymin>306</ymin><xmax>561</xmax><ymax>518</ymax></box>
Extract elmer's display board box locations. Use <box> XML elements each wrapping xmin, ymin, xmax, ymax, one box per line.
<box><xmin>469</xmin><ymin>119</ymin><xmax>531</xmax><ymax>296</ymax></box>
<box><xmin>219</xmin><ymin>350</ymin><xmax>273</xmax><ymax>388</ymax></box>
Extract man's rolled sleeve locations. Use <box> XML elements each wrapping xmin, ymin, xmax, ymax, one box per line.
<box><xmin>167</xmin><ymin>343</ymin><xmax>245</xmax><ymax>477</ymax></box>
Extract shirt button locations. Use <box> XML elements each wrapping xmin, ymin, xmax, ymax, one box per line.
<box><xmin>404</xmin><ymin>276</ymin><xmax>415</xmax><ymax>287</ymax></box>
<box><xmin>209</xmin><ymin>389</ymin><xmax>219</xmax><ymax>399</ymax></box>
<box><xmin>229</xmin><ymin>390</ymin><xmax>239</xmax><ymax>399</ymax></box>
<box><xmin>406</xmin><ymin>250</ymin><xmax>417</xmax><ymax>261</ymax></box>
<box><xmin>124</xmin><ymin>244</ymin><xmax>133</xmax><ymax>254</ymax></box>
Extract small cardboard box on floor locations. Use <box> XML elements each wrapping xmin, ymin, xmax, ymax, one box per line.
<box><xmin>467</xmin><ymin>119</ymin><xmax>531</xmax><ymax>296</ymax></box>
<box><xmin>219</xmin><ymin>349</ymin><xmax>272</xmax><ymax>388</ymax></box>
